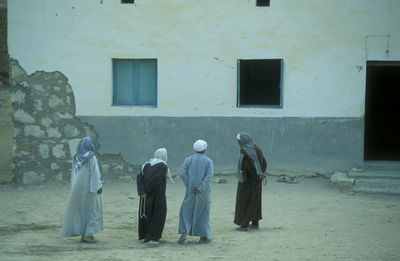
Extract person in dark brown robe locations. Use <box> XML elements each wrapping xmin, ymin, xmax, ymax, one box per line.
<box><xmin>137</xmin><ymin>148</ymin><xmax>168</xmax><ymax>243</ymax></box>
<box><xmin>234</xmin><ymin>133</ymin><xmax>267</xmax><ymax>231</ymax></box>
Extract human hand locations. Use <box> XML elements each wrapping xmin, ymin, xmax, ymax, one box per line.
<box><xmin>258</xmin><ymin>174</ymin><xmax>266</xmax><ymax>181</ymax></box>
<box><xmin>141</xmin><ymin>193</ymin><xmax>147</xmax><ymax>198</ymax></box>
<box><xmin>194</xmin><ymin>189</ymin><xmax>200</xmax><ymax>194</ymax></box>
<box><xmin>97</xmin><ymin>187</ymin><xmax>103</xmax><ymax>194</ymax></box>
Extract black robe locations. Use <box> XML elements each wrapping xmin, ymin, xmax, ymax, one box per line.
<box><xmin>234</xmin><ymin>144</ymin><xmax>267</xmax><ymax>227</ymax></box>
<box><xmin>137</xmin><ymin>162</ymin><xmax>167</xmax><ymax>241</ymax></box>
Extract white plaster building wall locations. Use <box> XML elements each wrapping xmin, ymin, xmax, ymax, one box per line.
<box><xmin>8</xmin><ymin>0</ymin><xmax>400</xmax><ymax>118</ymax></box>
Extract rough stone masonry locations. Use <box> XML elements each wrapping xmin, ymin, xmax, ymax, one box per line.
<box><xmin>0</xmin><ymin>0</ymin><xmax>14</xmax><ymax>184</ymax></box>
<box><xmin>10</xmin><ymin>59</ymin><xmax>140</xmax><ymax>186</ymax></box>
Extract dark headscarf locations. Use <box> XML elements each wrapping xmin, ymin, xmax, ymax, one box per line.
<box><xmin>237</xmin><ymin>133</ymin><xmax>262</xmax><ymax>182</ymax></box>
<box><xmin>73</xmin><ymin>136</ymin><xmax>94</xmax><ymax>172</ymax></box>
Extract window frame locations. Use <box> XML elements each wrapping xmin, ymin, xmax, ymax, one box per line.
<box><xmin>112</xmin><ymin>58</ymin><xmax>158</xmax><ymax>107</ymax></box>
<box><xmin>237</xmin><ymin>58</ymin><xmax>284</xmax><ymax>108</ymax></box>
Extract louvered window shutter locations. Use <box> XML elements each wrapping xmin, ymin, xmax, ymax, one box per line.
<box><xmin>113</xmin><ymin>59</ymin><xmax>157</xmax><ymax>106</ymax></box>
<box><xmin>135</xmin><ymin>59</ymin><xmax>157</xmax><ymax>105</ymax></box>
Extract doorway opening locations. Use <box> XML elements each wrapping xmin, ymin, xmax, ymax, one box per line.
<box><xmin>364</xmin><ymin>61</ymin><xmax>400</xmax><ymax>161</ymax></box>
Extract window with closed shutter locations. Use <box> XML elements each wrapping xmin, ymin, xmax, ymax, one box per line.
<box><xmin>113</xmin><ymin>59</ymin><xmax>157</xmax><ymax>106</ymax></box>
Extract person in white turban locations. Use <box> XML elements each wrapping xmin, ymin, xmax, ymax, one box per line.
<box><xmin>178</xmin><ymin>139</ymin><xmax>214</xmax><ymax>244</ymax></box>
<box><xmin>137</xmin><ymin>148</ymin><xmax>169</xmax><ymax>243</ymax></box>
<box><xmin>61</xmin><ymin>136</ymin><xmax>103</xmax><ymax>243</ymax></box>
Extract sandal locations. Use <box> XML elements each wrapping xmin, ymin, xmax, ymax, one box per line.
<box><xmin>235</xmin><ymin>226</ymin><xmax>249</xmax><ymax>232</ymax></box>
<box><xmin>199</xmin><ymin>237</ymin><xmax>211</xmax><ymax>244</ymax></box>
<box><xmin>178</xmin><ymin>235</ymin><xmax>187</xmax><ymax>244</ymax></box>
<box><xmin>81</xmin><ymin>235</ymin><xmax>96</xmax><ymax>243</ymax></box>
<box><xmin>249</xmin><ymin>224</ymin><xmax>260</xmax><ymax>230</ymax></box>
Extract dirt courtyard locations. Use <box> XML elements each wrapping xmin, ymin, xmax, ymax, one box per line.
<box><xmin>0</xmin><ymin>175</ymin><xmax>399</xmax><ymax>261</ymax></box>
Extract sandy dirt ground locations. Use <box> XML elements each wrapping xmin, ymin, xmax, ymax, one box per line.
<box><xmin>0</xmin><ymin>175</ymin><xmax>399</xmax><ymax>261</ymax></box>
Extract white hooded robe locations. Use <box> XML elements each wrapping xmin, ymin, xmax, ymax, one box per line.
<box><xmin>61</xmin><ymin>155</ymin><xmax>103</xmax><ymax>237</ymax></box>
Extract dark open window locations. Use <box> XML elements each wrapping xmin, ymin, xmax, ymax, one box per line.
<box><xmin>237</xmin><ymin>59</ymin><xmax>283</xmax><ymax>107</ymax></box>
<box><xmin>257</xmin><ymin>0</ymin><xmax>270</xmax><ymax>6</ymax></box>
<box><xmin>121</xmin><ymin>0</ymin><xmax>134</xmax><ymax>4</ymax></box>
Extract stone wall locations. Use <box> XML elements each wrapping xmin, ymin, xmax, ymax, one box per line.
<box><xmin>10</xmin><ymin>59</ymin><xmax>140</xmax><ymax>186</ymax></box>
<box><xmin>0</xmin><ymin>0</ymin><xmax>13</xmax><ymax>184</ymax></box>
<box><xmin>0</xmin><ymin>86</ymin><xmax>13</xmax><ymax>183</ymax></box>
<box><xmin>0</xmin><ymin>0</ymin><xmax>8</xmax><ymax>84</ymax></box>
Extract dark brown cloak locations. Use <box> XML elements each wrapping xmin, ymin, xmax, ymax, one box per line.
<box><xmin>234</xmin><ymin>144</ymin><xmax>267</xmax><ymax>227</ymax></box>
<box><xmin>137</xmin><ymin>162</ymin><xmax>167</xmax><ymax>241</ymax></box>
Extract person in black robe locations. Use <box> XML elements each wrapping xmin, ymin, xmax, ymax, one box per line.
<box><xmin>234</xmin><ymin>133</ymin><xmax>267</xmax><ymax>231</ymax></box>
<box><xmin>137</xmin><ymin>148</ymin><xmax>168</xmax><ymax>243</ymax></box>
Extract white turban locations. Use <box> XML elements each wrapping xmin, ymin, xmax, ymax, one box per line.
<box><xmin>193</xmin><ymin>139</ymin><xmax>207</xmax><ymax>152</ymax></box>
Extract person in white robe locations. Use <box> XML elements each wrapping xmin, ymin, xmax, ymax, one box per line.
<box><xmin>61</xmin><ymin>136</ymin><xmax>103</xmax><ymax>243</ymax></box>
<box><xmin>178</xmin><ymin>139</ymin><xmax>214</xmax><ymax>244</ymax></box>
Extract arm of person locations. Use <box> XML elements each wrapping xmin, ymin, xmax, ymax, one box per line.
<box><xmin>137</xmin><ymin>171</ymin><xmax>146</xmax><ymax>196</ymax></box>
<box><xmin>255</xmin><ymin>145</ymin><xmax>267</xmax><ymax>174</ymax></box>
<box><xmin>259</xmin><ymin>155</ymin><xmax>267</xmax><ymax>181</ymax></box>
<box><xmin>180</xmin><ymin>158</ymin><xmax>190</xmax><ymax>186</ymax></box>
<box><xmin>70</xmin><ymin>163</ymin><xmax>77</xmax><ymax>191</ymax></box>
<box><xmin>242</xmin><ymin>155</ymin><xmax>254</xmax><ymax>178</ymax></box>
<box><xmin>255</xmin><ymin>145</ymin><xmax>267</xmax><ymax>180</ymax></box>
<box><xmin>243</xmin><ymin>158</ymin><xmax>265</xmax><ymax>181</ymax></box>
<box><xmin>89</xmin><ymin>155</ymin><xmax>102</xmax><ymax>193</ymax></box>
<box><xmin>166</xmin><ymin>168</ymin><xmax>175</xmax><ymax>183</ymax></box>
<box><xmin>196</xmin><ymin>159</ymin><xmax>214</xmax><ymax>192</ymax></box>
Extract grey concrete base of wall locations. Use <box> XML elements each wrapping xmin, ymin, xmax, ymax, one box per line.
<box><xmin>80</xmin><ymin>116</ymin><xmax>364</xmax><ymax>175</ymax></box>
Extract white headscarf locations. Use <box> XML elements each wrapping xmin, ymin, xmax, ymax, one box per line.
<box><xmin>151</xmin><ymin>148</ymin><xmax>167</xmax><ymax>164</ymax></box>
<box><xmin>193</xmin><ymin>139</ymin><xmax>207</xmax><ymax>152</ymax></box>
<box><xmin>141</xmin><ymin>147</ymin><xmax>174</xmax><ymax>183</ymax></box>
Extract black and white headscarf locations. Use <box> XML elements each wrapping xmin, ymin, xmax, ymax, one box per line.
<box><xmin>72</xmin><ymin>136</ymin><xmax>94</xmax><ymax>172</ymax></box>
